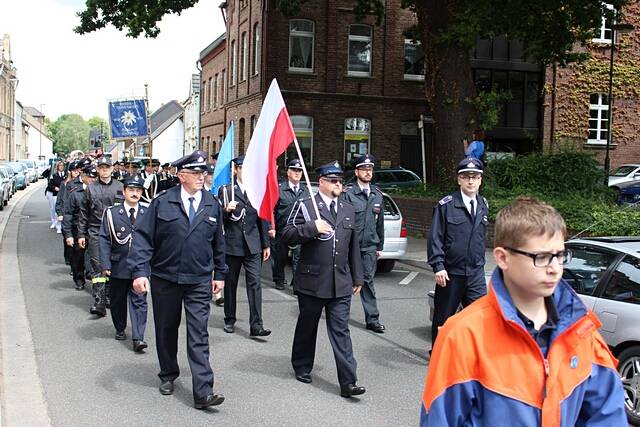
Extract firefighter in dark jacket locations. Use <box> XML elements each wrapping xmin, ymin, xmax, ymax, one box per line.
<box><xmin>270</xmin><ymin>158</ymin><xmax>309</xmax><ymax>290</ymax></box>
<box><xmin>217</xmin><ymin>155</ymin><xmax>272</xmax><ymax>337</ymax></box>
<box><xmin>99</xmin><ymin>175</ymin><xmax>149</xmax><ymax>352</ymax></box>
<box><xmin>342</xmin><ymin>154</ymin><xmax>386</xmax><ymax>333</ymax></box>
<box><xmin>78</xmin><ymin>157</ymin><xmax>124</xmax><ymax>317</ymax></box>
<box><xmin>62</xmin><ymin>163</ymin><xmax>97</xmax><ymax>290</ymax></box>
<box><xmin>129</xmin><ymin>150</ymin><xmax>228</xmax><ymax>409</ymax></box>
<box><xmin>56</xmin><ymin>160</ymin><xmax>82</xmax><ymax>267</ymax></box>
<box><xmin>281</xmin><ymin>161</ymin><xmax>366</xmax><ymax>398</ymax></box>
<box><xmin>427</xmin><ymin>157</ymin><xmax>488</xmax><ymax>349</ymax></box>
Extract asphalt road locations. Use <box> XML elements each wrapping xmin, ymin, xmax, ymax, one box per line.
<box><xmin>4</xmin><ymin>187</ymin><xmax>436</xmax><ymax>426</ymax></box>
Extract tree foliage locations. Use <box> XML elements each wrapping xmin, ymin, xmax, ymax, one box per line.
<box><xmin>49</xmin><ymin>114</ymin><xmax>105</xmax><ymax>156</ymax></box>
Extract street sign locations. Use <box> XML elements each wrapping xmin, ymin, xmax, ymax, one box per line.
<box><xmin>108</xmin><ymin>99</ymin><xmax>148</xmax><ymax>139</ymax></box>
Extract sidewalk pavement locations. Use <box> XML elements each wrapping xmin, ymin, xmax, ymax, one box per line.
<box><xmin>400</xmin><ymin>236</ymin><xmax>498</xmax><ymax>275</ymax></box>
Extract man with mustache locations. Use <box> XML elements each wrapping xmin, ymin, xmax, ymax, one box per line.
<box><xmin>99</xmin><ymin>175</ymin><xmax>149</xmax><ymax>352</ymax></box>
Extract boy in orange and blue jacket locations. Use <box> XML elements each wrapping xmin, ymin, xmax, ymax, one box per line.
<box><xmin>420</xmin><ymin>197</ymin><xmax>626</xmax><ymax>426</ymax></box>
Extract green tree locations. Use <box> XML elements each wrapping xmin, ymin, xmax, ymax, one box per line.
<box><xmin>49</xmin><ymin>114</ymin><xmax>92</xmax><ymax>155</ymax></box>
<box><xmin>74</xmin><ymin>0</ymin><xmax>627</xmax><ymax>181</ymax></box>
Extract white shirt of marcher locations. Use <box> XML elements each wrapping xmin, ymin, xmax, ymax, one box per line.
<box><xmin>358</xmin><ymin>183</ymin><xmax>371</xmax><ymax>196</ymax></box>
<box><xmin>181</xmin><ymin>186</ymin><xmax>202</xmax><ymax>215</ymax></box>
<box><xmin>460</xmin><ymin>192</ymin><xmax>477</xmax><ymax>215</ymax></box>
<box><xmin>318</xmin><ymin>191</ymin><xmax>338</xmax><ymax>216</ymax></box>
<box><xmin>123</xmin><ymin>201</ymin><xmax>138</xmax><ymax>220</ymax></box>
<box><xmin>288</xmin><ymin>180</ymin><xmax>300</xmax><ymax>192</ymax></box>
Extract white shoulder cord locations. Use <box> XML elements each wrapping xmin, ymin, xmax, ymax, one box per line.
<box><xmin>106</xmin><ymin>208</ymin><xmax>133</xmax><ymax>246</ymax></box>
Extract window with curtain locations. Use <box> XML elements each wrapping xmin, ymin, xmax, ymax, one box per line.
<box><xmin>289</xmin><ymin>20</ymin><xmax>314</xmax><ymax>72</ymax></box>
<box><xmin>348</xmin><ymin>25</ymin><xmax>372</xmax><ymax>76</ymax></box>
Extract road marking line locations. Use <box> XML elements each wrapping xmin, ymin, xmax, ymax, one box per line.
<box><xmin>391</xmin><ymin>269</ymin><xmax>409</xmax><ymax>273</ymax></box>
<box><xmin>399</xmin><ymin>271</ymin><xmax>419</xmax><ymax>285</ymax></box>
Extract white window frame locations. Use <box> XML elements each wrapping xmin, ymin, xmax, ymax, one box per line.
<box><xmin>240</xmin><ymin>32</ymin><xmax>247</xmax><ymax>82</ymax></box>
<box><xmin>253</xmin><ymin>23</ymin><xmax>260</xmax><ymax>76</ymax></box>
<box><xmin>201</xmin><ymin>81</ymin><xmax>206</xmax><ymax>114</ymax></box>
<box><xmin>592</xmin><ymin>3</ymin><xmax>614</xmax><ymax>44</ymax></box>
<box><xmin>231</xmin><ymin>40</ymin><xmax>237</xmax><ymax>86</ymax></box>
<box><xmin>348</xmin><ymin>25</ymin><xmax>372</xmax><ymax>77</ymax></box>
<box><xmin>587</xmin><ymin>93</ymin><xmax>610</xmax><ymax>145</ymax></box>
<box><xmin>213</xmin><ymin>74</ymin><xmax>218</xmax><ymax>108</ymax></box>
<box><xmin>288</xmin><ymin>20</ymin><xmax>315</xmax><ymax>73</ymax></box>
<box><xmin>343</xmin><ymin>117</ymin><xmax>371</xmax><ymax>164</ymax></box>
<box><xmin>289</xmin><ymin>115</ymin><xmax>314</xmax><ymax>165</ymax></box>
<box><xmin>403</xmin><ymin>38</ymin><xmax>425</xmax><ymax>81</ymax></box>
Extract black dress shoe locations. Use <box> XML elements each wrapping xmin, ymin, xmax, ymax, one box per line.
<box><xmin>133</xmin><ymin>340</ymin><xmax>148</xmax><ymax>352</ymax></box>
<box><xmin>295</xmin><ymin>373</ymin><xmax>312</xmax><ymax>384</ymax></box>
<box><xmin>90</xmin><ymin>304</ymin><xmax>106</xmax><ymax>317</ymax></box>
<box><xmin>115</xmin><ymin>331</ymin><xmax>126</xmax><ymax>340</ymax></box>
<box><xmin>340</xmin><ymin>383</ymin><xmax>366</xmax><ymax>398</ymax></box>
<box><xmin>194</xmin><ymin>394</ymin><xmax>225</xmax><ymax>409</ymax></box>
<box><xmin>223</xmin><ymin>324</ymin><xmax>234</xmax><ymax>334</ymax></box>
<box><xmin>75</xmin><ymin>281</ymin><xmax>85</xmax><ymax>291</ymax></box>
<box><xmin>159</xmin><ymin>380</ymin><xmax>174</xmax><ymax>395</ymax></box>
<box><xmin>366</xmin><ymin>323</ymin><xmax>386</xmax><ymax>333</ymax></box>
<box><xmin>214</xmin><ymin>297</ymin><xmax>224</xmax><ymax>307</ymax></box>
<box><xmin>275</xmin><ymin>282</ymin><xmax>285</xmax><ymax>290</ymax></box>
<box><xmin>249</xmin><ymin>327</ymin><xmax>271</xmax><ymax>337</ymax></box>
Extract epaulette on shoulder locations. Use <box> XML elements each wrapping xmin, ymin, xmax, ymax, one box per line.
<box><xmin>155</xmin><ymin>189</ymin><xmax>168</xmax><ymax>199</ymax></box>
<box><xmin>483</xmin><ymin>197</ymin><xmax>489</xmax><ymax>210</ymax></box>
<box><xmin>139</xmin><ymin>201</ymin><xmax>150</xmax><ymax>208</ymax></box>
<box><xmin>438</xmin><ymin>195</ymin><xmax>453</xmax><ymax>205</ymax></box>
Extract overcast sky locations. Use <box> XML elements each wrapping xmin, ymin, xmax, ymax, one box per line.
<box><xmin>1</xmin><ymin>0</ymin><xmax>225</xmax><ymax>121</ymax></box>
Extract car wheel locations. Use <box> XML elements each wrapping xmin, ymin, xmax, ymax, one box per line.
<box><xmin>618</xmin><ymin>345</ymin><xmax>640</xmax><ymax>425</ymax></box>
<box><xmin>376</xmin><ymin>259</ymin><xmax>395</xmax><ymax>273</ymax></box>
<box><xmin>3</xmin><ymin>199</ymin><xmax>7</xmax><ymax>206</ymax></box>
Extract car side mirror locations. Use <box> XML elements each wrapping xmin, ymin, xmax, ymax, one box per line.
<box><xmin>635</xmin><ymin>173</ymin><xmax>640</xmax><ymax>178</ymax></box>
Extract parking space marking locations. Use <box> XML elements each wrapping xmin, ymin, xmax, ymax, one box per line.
<box><xmin>399</xmin><ymin>271</ymin><xmax>419</xmax><ymax>285</ymax></box>
<box><xmin>391</xmin><ymin>269</ymin><xmax>410</xmax><ymax>273</ymax></box>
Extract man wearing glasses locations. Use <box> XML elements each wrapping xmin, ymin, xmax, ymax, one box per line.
<box><xmin>282</xmin><ymin>161</ymin><xmax>366</xmax><ymax>398</ymax></box>
<box><xmin>427</xmin><ymin>157</ymin><xmax>488</xmax><ymax>350</ymax></box>
<box><xmin>129</xmin><ymin>150</ymin><xmax>228</xmax><ymax>409</ymax></box>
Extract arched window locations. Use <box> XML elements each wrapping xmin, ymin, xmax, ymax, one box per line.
<box><xmin>252</xmin><ymin>23</ymin><xmax>260</xmax><ymax>76</ymax></box>
<box><xmin>238</xmin><ymin>118</ymin><xmax>246</xmax><ymax>153</ymax></box>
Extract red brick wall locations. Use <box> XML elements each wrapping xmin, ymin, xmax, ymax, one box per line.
<box><xmin>201</xmin><ymin>39</ymin><xmax>227</xmax><ymax>155</ymax></box>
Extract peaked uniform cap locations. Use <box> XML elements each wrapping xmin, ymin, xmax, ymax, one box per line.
<box><xmin>123</xmin><ymin>175</ymin><xmax>144</xmax><ymax>188</ymax></box>
<box><xmin>354</xmin><ymin>154</ymin><xmax>376</xmax><ymax>168</ymax></box>
<box><xmin>287</xmin><ymin>159</ymin><xmax>304</xmax><ymax>170</ymax></box>
<box><xmin>456</xmin><ymin>157</ymin><xmax>484</xmax><ymax>174</ymax></box>
<box><xmin>315</xmin><ymin>161</ymin><xmax>343</xmax><ymax>177</ymax></box>
<box><xmin>172</xmin><ymin>150</ymin><xmax>208</xmax><ymax>171</ymax></box>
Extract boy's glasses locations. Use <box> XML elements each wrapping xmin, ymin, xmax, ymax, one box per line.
<box><xmin>504</xmin><ymin>247</ymin><xmax>572</xmax><ymax>268</ymax></box>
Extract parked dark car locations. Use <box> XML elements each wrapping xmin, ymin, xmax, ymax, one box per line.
<box><xmin>617</xmin><ymin>180</ymin><xmax>640</xmax><ymax>206</ymax></box>
<box><xmin>344</xmin><ymin>167</ymin><xmax>422</xmax><ymax>191</ymax></box>
<box><xmin>563</xmin><ymin>237</ymin><xmax>640</xmax><ymax>425</ymax></box>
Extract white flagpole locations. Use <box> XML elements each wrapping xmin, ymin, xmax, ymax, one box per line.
<box><xmin>291</xmin><ymin>136</ymin><xmax>320</xmax><ymax>219</ymax></box>
<box><xmin>230</xmin><ymin>160</ymin><xmax>235</xmax><ymax>202</ymax></box>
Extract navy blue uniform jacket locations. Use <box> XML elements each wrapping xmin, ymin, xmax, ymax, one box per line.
<box><xmin>99</xmin><ymin>204</ymin><xmax>148</xmax><ymax>279</ymax></box>
<box><xmin>129</xmin><ymin>186</ymin><xmax>228</xmax><ymax>284</ymax></box>
<box><xmin>281</xmin><ymin>194</ymin><xmax>364</xmax><ymax>299</ymax></box>
<box><xmin>427</xmin><ymin>190</ymin><xmax>488</xmax><ymax>276</ymax></box>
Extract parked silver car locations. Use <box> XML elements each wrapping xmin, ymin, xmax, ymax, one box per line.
<box><xmin>0</xmin><ymin>164</ymin><xmax>15</xmax><ymax>203</ymax></box>
<box><xmin>563</xmin><ymin>237</ymin><xmax>640</xmax><ymax>425</ymax></box>
<box><xmin>18</xmin><ymin>159</ymin><xmax>37</xmax><ymax>183</ymax></box>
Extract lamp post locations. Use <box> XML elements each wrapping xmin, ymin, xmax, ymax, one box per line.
<box><xmin>603</xmin><ymin>22</ymin><xmax>634</xmax><ymax>186</ymax></box>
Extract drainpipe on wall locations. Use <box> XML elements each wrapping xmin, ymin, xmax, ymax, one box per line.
<box><xmin>549</xmin><ymin>63</ymin><xmax>557</xmax><ymax>153</ymax></box>
<box><xmin>196</xmin><ymin>59</ymin><xmax>202</xmax><ymax>154</ymax></box>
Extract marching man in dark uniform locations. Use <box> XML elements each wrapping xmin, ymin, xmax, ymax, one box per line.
<box><xmin>217</xmin><ymin>156</ymin><xmax>271</xmax><ymax>337</ymax></box>
<box><xmin>112</xmin><ymin>161</ymin><xmax>127</xmax><ymax>181</ymax></box>
<box><xmin>343</xmin><ymin>154</ymin><xmax>386</xmax><ymax>333</ymax></box>
<box><xmin>270</xmin><ymin>158</ymin><xmax>309</xmax><ymax>290</ymax></box>
<box><xmin>78</xmin><ymin>157</ymin><xmax>124</xmax><ymax>317</ymax></box>
<box><xmin>427</xmin><ymin>157</ymin><xmax>488</xmax><ymax>350</ymax></box>
<box><xmin>56</xmin><ymin>160</ymin><xmax>82</xmax><ymax>268</ymax></box>
<box><xmin>62</xmin><ymin>162</ymin><xmax>96</xmax><ymax>291</ymax></box>
<box><xmin>129</xmin><ymin>150</ymin><xmax>228</xmax><ymax>409</ymax></box>
<box><xmin>99</xmin><ymin>175</ymin><xmax>149</xmax><ymax>352</ymax></box>
<box><xmin>140</xmin><ymin>158</ymin><xmax>160</xmax><ymax>203</ymax></box>
<box><xmin>282</xmin><ymin>161</ymin><xmax>366</xmax><ymax>398</ymax></box>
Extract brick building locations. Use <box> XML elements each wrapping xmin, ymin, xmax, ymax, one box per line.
<box><xmin>200</xmin><ymin>0</ymin><xmax>429</xmax><ymax>176</ymax></box>
<box><xmin>542</xmin><ymin>2</ymin><xmax>640</xmax><ymax>169</ymax></box>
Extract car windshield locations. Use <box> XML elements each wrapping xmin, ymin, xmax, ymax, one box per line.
<box><xmin>611</xmin><ymin>165</ymin><xmax>638</xmax><ymax>177</ymax></box>
<box><xmin>9</xmin><ymin>163</ymin><xmax>25</xmax><ymax>172</ymax></box>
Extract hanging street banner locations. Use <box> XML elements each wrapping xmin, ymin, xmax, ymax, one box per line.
<box><xmin>108</xmin><ymin>99</ymin><xmax>148</xmax><ymax>139</ymax></box>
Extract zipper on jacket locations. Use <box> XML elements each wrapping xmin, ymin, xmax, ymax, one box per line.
<box><xmin>543</xmin><ymin>358</ymin><xmax>550</xmax><ymax>398</ymax></box>
<box><xmin>507</xmin><ymin>320</ymin><xmax>549</xmax><ymax>402</ymax></box>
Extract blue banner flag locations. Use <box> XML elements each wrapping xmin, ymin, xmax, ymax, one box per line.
<box><xmin>109</xmin><ymin>99</ymin><xmax>148</xmax><ymax>139</ymax></box>
<box><xmin>212</xmin><ymin>122</ymin><xmax>235</xmax><ymax>194</ymax></box>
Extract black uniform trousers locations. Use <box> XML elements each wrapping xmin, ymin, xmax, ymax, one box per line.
<box><xmin>63</xmin><ymin>236</ymin><xmax>72</xmax><ymax>265</ymax></box>
<box><xmin>431</xmin><ymin>269</ymin><xmax>486</xmax><ymax>345</ymax></box>
<box><xmin>292</xmin><ymin>293</ymin><xmax>357</xmax><ymax>386</ymax></box>
<box><xmin>109</xmin><ymin>278</ymin><xmax>148</xmax><ymax>340</ymax></box>
<box><xmin>69</xmin><ymin>242</ymin><xmax>85</xmax><ymax>285</ymax></box>
<box><xmin>359</xmin><ymin>250</ymin><xmax>380</xmax><ymax>325</ymax></box>
<box><xmin>224</xmin><ymin>253</ymin><xmax>263</xmax><ymax>329</ymax></box>
<box><xmin>270</xmin><ymin>233</ymin><xmax>300</xmax><ymax>286</ymax></box>
<box><xmin>151</xmin><ymin>275</ymin><xmax>214</xmax><ymax>399</ymax></box>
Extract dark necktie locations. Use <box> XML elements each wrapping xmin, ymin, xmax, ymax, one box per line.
<box><xmin>363</xmin><ymin>188</ymin><xmax>369</xmax><ymax>198</ymax></box>
<box><xmin>470</xmin><ymin>199</ymin><xmax>475</xmax><ymax>218</ymax></box>
<box><xmin>293</xmin><ymin>185</ymin><xmax>298</xmax><ymax>195</ymax></box>
<box><xmin>188</xmin><ymin>197</ymin><xmax>196</xmax><ymax>224</ymax></box>
<box><xmin>330</xmin><ymin>200</ymin><xmax>337</xmax><ymax>221</ymax></box>
<box><xmin>129</xmin><ymin>207</ymin><xmax>136</xmax><ymax>225</ymax></box>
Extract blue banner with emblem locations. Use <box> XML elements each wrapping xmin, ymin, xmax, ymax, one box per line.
<box><xmin>109</xmin><ymin>99</ymin><xmax>148</xmax><ymax>139</ymax></box>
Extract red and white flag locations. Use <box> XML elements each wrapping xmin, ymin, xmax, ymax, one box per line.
<box><xmin>243</xmin><ymin>79</ymin><xmax>296</xmax><ymax>225</ymax></box>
